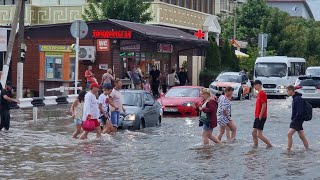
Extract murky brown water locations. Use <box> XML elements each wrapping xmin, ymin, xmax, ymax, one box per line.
<box><xmin>1</xmin><ymin>99</ymin><xmax>320</xmax><ymax>180</ymax></box>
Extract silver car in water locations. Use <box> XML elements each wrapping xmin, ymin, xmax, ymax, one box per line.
<box><xmin>118</xmin><ymin>90</ymin><xmax>162</xmax><ymax>130</ymax></box>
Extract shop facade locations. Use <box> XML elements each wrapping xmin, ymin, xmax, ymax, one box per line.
<box><xmin>11</xmin><ymin>19</ymin><xmax>208</xmax><ymax>97</ymax></box>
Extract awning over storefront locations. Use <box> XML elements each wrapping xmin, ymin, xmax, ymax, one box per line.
<box><xmin>108</xmin><ymin>19</ymin><xmax>208</xmax><ymax>45</ymax></box>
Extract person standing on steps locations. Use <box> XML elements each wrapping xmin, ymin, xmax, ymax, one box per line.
<box><xmin>252</xmin><ymin>80</ymin><xmax>272</xmax><ymax>148</ymax></box>
<box><xmin>0</xmin><ymin>82</ymin><xmax>20</xmax><ymax>131</ymax></box>
<box><xmin>286</xmin><ymin>85</ymin><xmax>309</xmax><ymax>151</ymax></box>
<box><xmin>149</xmin><ymin>65</ymin><xmax>161</xmax><ymax>98</ymax></box>
<box><xmin>178</xmin><ymin>67</ymin><xmax>190</xmax><ymax>86</ymax></box>
<box><xmin>85</xmin><ymin>66</ymin><xmax>96</xmax><ymax>91</ymax></box>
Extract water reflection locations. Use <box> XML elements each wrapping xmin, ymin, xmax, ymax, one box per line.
<box><xmin>0</xmin><ymin>101</ymin><xmax>319</xmax><ymax>179</ymax></box>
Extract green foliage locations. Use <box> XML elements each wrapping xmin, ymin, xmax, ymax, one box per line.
<box><xmin>221</xmin><ymin>40</ymin><xmax>239</xmax><ymax>71</ymax></box>
<box><xmin>199</xmin><ymin>70</ymin><xmax>220</xmax><ymax>87</ymax></box>
<box><xmin>205</xmin><ymin>39</ymin><xmax>221</xmax><ymax>71</ymax></box>
<box><xmin>219</xmin><ymin>0</ymin><xmax>320</xmax><ymax>69</ymax></box>
<box><xmin>83</xmin><ymin>0</ymin><xmax>153</xmax><ymax>23</ymax></box>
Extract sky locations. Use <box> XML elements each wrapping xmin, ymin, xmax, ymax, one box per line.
<box><xmin>308</xmin><ymin>0</ymin><xmax>320</xmax><ymax>20</ymax></box>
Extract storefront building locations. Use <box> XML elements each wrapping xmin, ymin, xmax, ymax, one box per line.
<box><xmin>11</xmin><ymin>19</ymin><xmax>208</xmax><ymax>97</ymax></box>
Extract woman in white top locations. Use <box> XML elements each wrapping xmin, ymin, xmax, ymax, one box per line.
<box><xmin>70</xmin><ymin>91</ymin><xmax>86</xmax><ymax>139</ymax></box>
<box><xmin>80</xmin><ymin>83</ymin><xmax>102</xmax><ymax>140</ymax></box>
<box><xmin>167</xmin><ymin>69</ymin><xmax>179</xmax><ymax>88</ymax></box>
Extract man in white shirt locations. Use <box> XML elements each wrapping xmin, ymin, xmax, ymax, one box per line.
<box><xmin>109</xmin><ymin>79</ymin><xmax>126</xmax><ymax>134</ymax></box>
<box><xmin>80</xmin><ymin>83</ymin><xmax>102</xmax><ymax>140</ymax></box>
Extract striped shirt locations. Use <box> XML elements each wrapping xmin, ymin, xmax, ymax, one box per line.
<box><xmin>217</xmin><ymin>95</ymin><xmax>231</xmax><ymax>127</ymax></box>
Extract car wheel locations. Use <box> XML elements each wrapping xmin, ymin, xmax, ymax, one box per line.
<box><xmin>156</xmin><ymin>116</ymin><xmax>162</xmax><ymax>126</ymax></box>
<box><xmin>138</xmin><ymin>119</ymin><xmax>146</xmax><ymax>130</ymax></box>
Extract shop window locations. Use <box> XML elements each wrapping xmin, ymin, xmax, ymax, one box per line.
<box><xmin>70</xmin><ymin>58</ymin><xmax>75</xmax><ymax>80</ymax></box>
<box><xmin>45</xmin><ymin>57</ymin><xmax>63</xmax><ymax>80</ymax></box>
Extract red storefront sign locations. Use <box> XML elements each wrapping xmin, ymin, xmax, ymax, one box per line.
<box><xmin>96</xmin><ymin>39</ymin><xmax>110</xmax><ymax>51</ymax></box>
<box><xmin>92</xmin><ymin>30</ymin><xmax>132</xmax><ymax>39</ymax></box>
<box><xmin>157</xmin><ymin>43</ymin><xmax>173</xmax><ymax>53</ymax></box>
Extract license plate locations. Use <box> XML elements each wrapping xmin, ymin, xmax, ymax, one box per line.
<box><xmin>164</xmin><ymin>108</ymin><xmax>178</xmax><ymax>112</ymax></box>
<box><xmin>304</xmin><ymin>90</ymin><xmax>315</xmax><ymax>93</ymax></box>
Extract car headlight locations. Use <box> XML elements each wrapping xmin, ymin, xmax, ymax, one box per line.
<box><xmin>182</xmin><ymin>102</ymin><xmax>194</xmax><ymax>107</ymax></box>
<box><xmin>209</xmin><ymin>85</ymin><xmax>217</xmax><ymax>90</ymax></box>
<box><xmin>277</xmin><ymin>85</ymin><xmax>287</xmax><ymax>89</ymax></box>
<box><xmin>124</xmin><ymin>114</ymin><xmax>136</xmax><ymax>121</ymax></box>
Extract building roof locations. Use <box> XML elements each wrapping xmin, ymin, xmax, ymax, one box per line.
<box><xmin>25</xmin><ymin>19</ymin><xmax>208</xmax><ymax>45</ymax></box>
<box><xmin>266</xmin><ymin>0</ymin><xmax>314</xmax><ymax>19</ymax></box>
<box><xmin>108</xmin><ymin>19</ymin><xmax>208</xmax><ymax>44</ymax></box>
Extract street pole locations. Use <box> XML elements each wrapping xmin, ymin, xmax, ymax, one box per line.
<box><xmin>0</xmin><ymin>0</ymin><xmax>22</xmax><ymax>87</ymax></box>
<box><xmin>17</xmin><ymin>0</ymin><xmax>25</xmax><ymax>99</ymax></box>
<box><xmin>74</xmin><ymin>21</ymin><xmax>80</xmax><ymax>94</ymax></box>
<box><xmin>233</xmin><ymin>0</ymin><xmax>237</xmax><ymax>40</ymax></box>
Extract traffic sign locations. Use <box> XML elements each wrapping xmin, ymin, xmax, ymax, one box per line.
<box><xmin>70</xmin><ymin>20</ymin><xmax>88</xmax><ymax>39</ymax></box>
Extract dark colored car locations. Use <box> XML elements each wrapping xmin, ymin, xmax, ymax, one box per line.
<box><xmin>119</xmin><ymin>90</ymin><xmax>162</xmax><ymax>130</ymax></box>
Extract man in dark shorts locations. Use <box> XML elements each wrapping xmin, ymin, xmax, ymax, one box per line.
<box><xmin>149</xmin><ymin>65</ymin><xmax>161</xmax><ymax>98</ymax></box>
<box><xmin>286</xmin><ymin>85</ymin><xmax>309</xmax><ymax>150</ymax></box>
<box><xmin>252</xmin><ymin>80</ymin><xmax>272</xmax><ymax>148</ymax></box>
<box><xmin>0</xmin><ymin>82</ymin><xmax>19</xmax><ymax>131</ymax></box>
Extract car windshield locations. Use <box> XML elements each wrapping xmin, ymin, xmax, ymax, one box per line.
<box><xmin>255</xmin><ymin>63</ymin><xmax>287</xmax><ymax>77</ymax></box>
<box><xmin>165</xmin><ymin>88</ymin><xmax>200</xmax><ymax>97</ymax></box>
<box><xmin>306</xmin><ymin>69</ymin><xmax>320</xmax><ymax>76</ymax></box>
<box><xmin>216</xmin><ymin>74</ymin><xmax>242</xmax><ymax>83</ymax></box>
<box><xmin>121</xmin><ymin>92</ymin><xmax>142</xmax><ymax>107</ymax></box>
<box><xmin>296</xmin><ymin>77</ymin><xmax>320</xmax><ymax>86</ymax></box>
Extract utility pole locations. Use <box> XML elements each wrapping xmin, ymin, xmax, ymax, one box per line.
<box><xmin>0</xmin><ymin>0</ymin><xmax>22</xmax><ymax>88</ymax></box>
<box><xmin>17</xmin><ymin>0</ymin><xmax>26</xmax><ymax>99</ymax></box>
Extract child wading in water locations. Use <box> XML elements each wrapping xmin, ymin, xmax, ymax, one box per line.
<box><xmin>70</xmin><ymin>91</ymin><xmax>86</xmax><ymax>138</ymax></box>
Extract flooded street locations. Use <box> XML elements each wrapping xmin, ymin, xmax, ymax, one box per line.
<box><xmin>1</xmin><ymin>99</ymin><xmax>320</xmax><ymax>180</ymax></box>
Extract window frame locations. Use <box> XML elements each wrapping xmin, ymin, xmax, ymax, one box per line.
<box><xmin>45</xmin><ymin>56</ymin><xmax>64</xmax><ymax>80</ymax></box>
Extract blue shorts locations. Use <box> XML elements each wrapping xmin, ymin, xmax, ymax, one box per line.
<box><xmin>111</xmin><ymin>111</ymin><xmax>120</xmax><ymax>127</ymax></box>
<box><xmin>203</xmin><ymin>123</ymin><xmax>213</xmax><ymax>131</ymax></box>
<box><xmin>74</xmin><ymin>118</ymin><xmax>82</xmax><ymax>125</ymax></box>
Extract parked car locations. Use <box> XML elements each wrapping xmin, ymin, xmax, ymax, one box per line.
<box><xmin>118</xmin><ymin>90</ymin><xmax>162</xmax><ymax>130</ymax></box>
<box><xmin>209</xmin><ymin>72</ymin><xmax>252</xmax><ymax>100</ymax></box>
<box><xmin>306</xmin><ymin>66</ymin><xmax>320</xmax><ymax>76</ymax></box>
<box><xmin>294</xmin><ymin>75</ymin><xmax>320</xmax><ymax>106</ymax></box>
<box><xmin>157</xmin><ymin>86</ymin><xmax>204</xmax><ymax>116</ymax></box>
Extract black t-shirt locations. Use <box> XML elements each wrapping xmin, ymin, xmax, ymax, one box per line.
<box><xmin>150</xmin><ymin>70</ymin><xmax>160</xmax><ymax>83</ymax></box>
<box><xmin>1</xmin><ymin>89</ymin><xmax>12</xmax><ymax>110</ymax></box>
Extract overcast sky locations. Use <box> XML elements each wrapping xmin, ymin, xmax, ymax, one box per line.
<box><xmin>308</xmin><ymin>0</ymin><xmax>320</xmax><ymax>20</ymax></box>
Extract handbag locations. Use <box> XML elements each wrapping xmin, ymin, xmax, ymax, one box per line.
<box><xmin>82</xmin><ymin>119</ymin><xmax>96</xmax><ymax>131</ymax></box>
<box><xmin>199</xmin><ymin>114</ymin><xmax>210</xmax><ymax>124</ymax></box>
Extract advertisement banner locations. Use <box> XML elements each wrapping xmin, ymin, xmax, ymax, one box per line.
<box><xmin>0</xmin><ymin>28</ymin><xmax>7</xmax><ymax>51</ymax></box>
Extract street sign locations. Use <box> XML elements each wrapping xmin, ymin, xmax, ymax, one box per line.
<box><xmin>70</xmin><ymin>20</ymin><xmax>88</xmax><ymax>39</ymax></box>
<box><xmin>258</xmin><ymin>33</ymin><xmax>268</xmax><ymax>48</ymax></box>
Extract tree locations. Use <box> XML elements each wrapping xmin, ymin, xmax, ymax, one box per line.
<box><xmin>205</xmin><ymin>38</ymin><xmax>221</xmax><ymax>71</ymax></box>
<box><xmin>221</xmin><ymin>40</ymin><xmax>234</xmax><ymax>71</ymax></box>
<box><xmin>83</xmin><ymin>0</ymin><xmax>153</xmax><ymax>23</ymax></box>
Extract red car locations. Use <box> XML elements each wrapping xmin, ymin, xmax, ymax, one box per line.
<box><xmin>158</xmin><ymin>86</ymin><xmax>204</xmax><ymax>116</ymax></box>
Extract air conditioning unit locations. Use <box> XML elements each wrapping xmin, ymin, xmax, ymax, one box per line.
<box><xmin>79</xmin><ymin>46</ymin><xmax>96</xmax><ymax>63</ymax></box>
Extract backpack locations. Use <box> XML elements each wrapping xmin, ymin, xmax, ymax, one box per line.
<box><xmin>303</xmin><ymin>100</ymin><xmax>313</xmax><ymax>121</ymax></box>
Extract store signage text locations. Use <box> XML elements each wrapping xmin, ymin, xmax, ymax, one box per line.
<box><xmin>39</xmin><ymin>45</ymin><xmax>72</xmax><ymax>52</ymax></box>
<box><xmin>97</xmin><ymin>39</ymin><xmax>110</xmax><ymax>51</ymax></box>
<box><xmin>157</xmin><ymin>43</ymin><xmax>173</xmax><ymax>53</ymax></box>
<box><xmin>92</xmin><ymin>30</ymin><xmax>132</xmax><ymax>39</ymax></box>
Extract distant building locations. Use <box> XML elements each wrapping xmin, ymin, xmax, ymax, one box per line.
<box><xmin>266</xmin><ymin>0</ymin><xmax>314</xmax><ymax>19</ymax></box>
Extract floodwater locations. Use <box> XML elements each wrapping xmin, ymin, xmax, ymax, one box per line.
<box><xmin>1</xmin><ymin>99</ymin><xmax>320</xmax><ymax>180</ymax></box>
